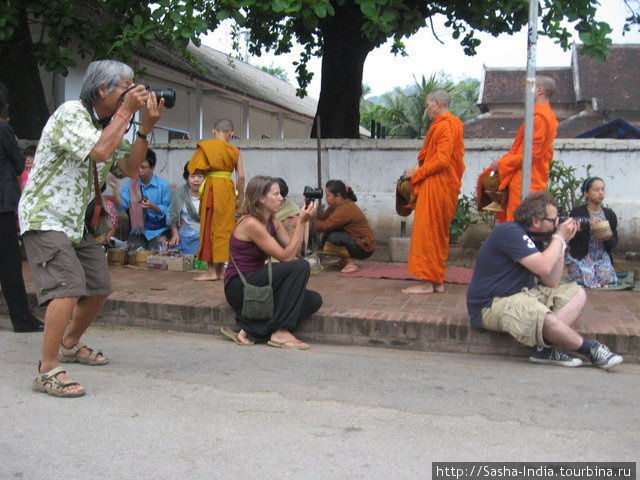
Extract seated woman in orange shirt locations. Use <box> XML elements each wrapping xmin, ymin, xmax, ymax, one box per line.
<box><xmin>316</xmin><ymin>180</ymin><xmax>376</xmax><ymax>273</ymax></box>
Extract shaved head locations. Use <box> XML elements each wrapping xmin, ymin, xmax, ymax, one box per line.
<box><xmin>214</xmin><ymin>118</ymin><xmax>234</xmax><ymax>133</ymax></box>
<box><xmin>535</xmin><ymin>75</ymin><xmax>557</xmax><ymax>98</ymax></box>
<box><xmin>427</xmin><ymin>89</ymin><xmax>450</xmax><ymax>108</ymax></box>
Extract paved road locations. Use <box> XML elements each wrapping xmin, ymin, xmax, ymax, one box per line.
<box><xmin>1</xmin><ymin>322</ymin><xmax>638</xmax><ymax>480</ymax></box>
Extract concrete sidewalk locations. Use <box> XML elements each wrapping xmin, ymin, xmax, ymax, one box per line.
<box><xmin>5</xmin><ymin>259</ymin><xmax>640</xmax><ymax>363</ymax></box>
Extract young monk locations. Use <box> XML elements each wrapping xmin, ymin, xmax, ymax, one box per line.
<box><xmin>402</xmin><ymin>89</ymin><xmax>465</xmax><ymax>294</ymax></box>
<box><xmin>188</xmin><ymin>119</ymin><xmax>245</xmax><ymax>281</ymax></box>
<box><xmin>488</xmin><ymin>75</ymin><xmax>558</xmax><ymax>222</ymax></box>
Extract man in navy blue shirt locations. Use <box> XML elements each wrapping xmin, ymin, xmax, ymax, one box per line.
<box><xmin>467</xmin><ymin>191</ymin><xmax>622</xmax><ymax>369</ymax></box>
<box><xmin>111</xmin><ymin>149</ymin><xmax>170</xmax><ymax>251</ymax></box>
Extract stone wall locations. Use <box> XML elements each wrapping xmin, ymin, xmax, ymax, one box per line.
<box><xmin>150</xmin><ymin>138</ymin><xmax>640</xmax><ymax>251</ymax></box>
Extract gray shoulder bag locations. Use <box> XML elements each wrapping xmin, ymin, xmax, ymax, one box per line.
<box><xmin>229</xmin><ymin>252</ymin><xmax>274</xmax><ymax>320</ymax></box>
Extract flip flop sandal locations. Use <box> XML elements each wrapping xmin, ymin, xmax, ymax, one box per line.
<box><xmin>340</xmin><ymin>264</ymin><xmax>359</xmax><ymax>274</ymax></box>
<box><xmin>267</xmin><ymin>340</ymin><xmax>310</xmax><ymax>350</ymax></box>
<box><xmin>220</xmin><ymin>326</ymin><xmax>254</xmax><ymax>346</ymax></box>
<box><xmin>59</xmin><ymin>342</ymin><xmax>109</xmax><ymax>366</ymax></box>
<box><xmin>32</xmin><ymin>365</ymin><xmax>85</xmax><ymax>398</ymax></box>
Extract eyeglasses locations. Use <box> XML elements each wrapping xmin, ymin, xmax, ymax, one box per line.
<box><xmin>542</xmin><ymin>216</ymin><xmax>559</xmax><ymax>225</ymax></box>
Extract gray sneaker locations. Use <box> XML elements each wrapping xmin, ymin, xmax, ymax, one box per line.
<box><xmin>529</xmin><ymin>347</ymin><xmax>583</xmax><ymax>367</ymax></box>
<box><xmin>589</xmin><ymin>342</ymin><xmax>623</xmax><ymax>370</ymax></box>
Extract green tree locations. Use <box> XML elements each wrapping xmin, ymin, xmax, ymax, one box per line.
<box><xmin>623</xmin><ymin>0</ymin><xmax>640</xmax><ymax>33</ymax></box>
<box><xmin>450</xmin><ymin>78</ymin><xmax>481</xmax><ymax>122</ymax></box>
<box><xmin>260</xmin><ymin>64</ymin><xmax>290</xmax><ymax>82</ymax></box>
<box><xmin>213</xmin><ymin>0</ymin><xmax>612</xmax><ymax>138</ymax></box>
<box><xmin>0</xmin><ymin>0</ymin><xmax>210</xmax><ymax>138</ymax></box>
<box><xmin>360</xmin><ymin>74</ymin><xmax>479</xmax><ymax>138</ymax></box>
<box><xmin>378</xmin><ymin>74</ymin><xmax>452</xmax><ymax>138</ymax></box>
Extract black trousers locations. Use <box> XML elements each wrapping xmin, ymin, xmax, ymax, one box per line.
<box><xmin>322</xmin><ymin>230</ymin><xmax>373</xmax><ymax>260</ymax></box>
<box><xmin>225</xmin><ymin>258</ymin><xmax>322</xmax><ymax>337</ymax></box>
<box><xmin>0</xmin><ymin>212</ymin><xmax>40</xmax><ymax>329</ymax></box>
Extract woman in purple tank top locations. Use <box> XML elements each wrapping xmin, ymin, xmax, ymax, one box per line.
<box><xmin>222</xmin><ymin>176</ymin><xmax>322</xmax><ymax>349</ymax></box>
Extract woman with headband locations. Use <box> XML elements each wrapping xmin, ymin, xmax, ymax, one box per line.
<box><xmin>565</xmin><ymin>176</ymin><xmax>619</xmax><ymax>288</ymax></box>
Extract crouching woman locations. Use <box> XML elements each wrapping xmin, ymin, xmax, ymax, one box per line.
<box><xmin>223</xmin><ymin>176</ymin><xmax>322</xmax><ymax>348</ymax></box>
<box><xmin>316</xmin><ymin>180</ymin><xmax>376</xmax><ymax>273</ymax></box>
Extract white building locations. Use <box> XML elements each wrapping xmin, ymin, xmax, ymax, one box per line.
<box><xmin>38</xmin><ymin>40</ymin><xmax>318</xmax><ymax>143</ymax></box>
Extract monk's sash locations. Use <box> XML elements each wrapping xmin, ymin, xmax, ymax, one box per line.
<box><xmin>199</xmin><ymin>170</ymin><xmax>232</xmax><ymax>196</ymax></box>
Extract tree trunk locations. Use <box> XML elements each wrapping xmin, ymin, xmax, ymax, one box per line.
<box><xmin>0</xmin><ymin>7</ymin><xmax>50</xmax><ymax>140</ymax></box>
<box><xmin>311</xmin><ymin>3</ymin><xmax>374</xmax><ymax>139</ymax></box>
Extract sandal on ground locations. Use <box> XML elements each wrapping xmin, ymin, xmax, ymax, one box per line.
<box><xmin>267</xmin><ymin>339</ymin><xmax>310</xmax><ymax>350</ymax></box>
<box><xmin>220</xmin><ymin>326</ymin><xmax>254</xmax><ymax>346</ymax></box>
<box><xmin>340</xmin><ymin>264</ymin><xmax>359</xmax><ymax>274</ymax></box>
<box><xmin>59</xmin><ymin>342</ymin><xmax>109</xmax><ymax>366</ymax></box>
<box><xmin>32</xmin><ymin>365</ymin><xmax>85</xmax><ymax>398</ymax></box>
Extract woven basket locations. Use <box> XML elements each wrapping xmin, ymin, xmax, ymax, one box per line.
<box><xmin>127</xmin><ymin>250</ymin><xmax>154</xmax><ymax>267</ymax></box>
<box><xmin>107</xmin><ymin>248</ymin><xmax>127</xmax><ymax>266</ymax></box>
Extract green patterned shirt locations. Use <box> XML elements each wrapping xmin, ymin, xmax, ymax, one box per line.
<box><xmin>19</xmin><ymin>101</ymin><xmax>130</xmax><ymax>243</ymax></box>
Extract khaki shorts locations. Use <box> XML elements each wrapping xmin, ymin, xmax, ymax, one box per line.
<box><xmin>22</xmin><ymin>230</ymin><xmax>112</xmax><ymax>306</ymax></box>
<box><xmin>481</xmin><ymin>283</ymin><xmax>581</xmax><ymax>347</ymax></box>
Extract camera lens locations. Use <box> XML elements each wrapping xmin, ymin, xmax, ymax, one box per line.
<box><xmin>148</xmin><ymin>88</ymin><xmax>176</xmax><ymax>108</ymax></box>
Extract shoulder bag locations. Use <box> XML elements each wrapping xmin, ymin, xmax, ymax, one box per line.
<box><xmin>84</xmin><ymin>158</ymin><xmax>113</xmax><ymax>238</ymax></box>
<box><xmin>229</xmin><ymin>252</ymin><xmax>274</xmax><ymax>320</ymax></box>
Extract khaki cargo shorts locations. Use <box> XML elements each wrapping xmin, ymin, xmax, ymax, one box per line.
<box><xmin>22</xmin><ymin>230</ymin><xmax>112</xmax><ymax>306</ymax></box>
<box><xmin>481</xmin><ymin>283</ymin><xmax>581</xmax><ymax>347</ymax></box>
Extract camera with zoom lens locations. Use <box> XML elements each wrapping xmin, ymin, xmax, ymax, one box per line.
<box><xmin>559</xmin><ymin>215</ymin><xmax>590</xmax><ymax>229</ymax></box>
<box><xmin>147</xmin><ymin>87</ymin><xmax>176</xmax><ymax>109</ymax></box>
<box><xmin>303</xmin><ymin>186</ymin><xmax>323</xmax><ymax>206</ymax></box>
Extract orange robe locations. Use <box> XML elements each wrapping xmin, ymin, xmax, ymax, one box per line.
<box><xmin>408</xmin><ymin>112</ymin><xmax>465</xmax><ymax>284</ymax></box>
<box><xmin>188</xmin><ymin>138</ymin><xmax>239</xmax><ymax>263</ymax></box>
<box><xmin>496</xmin><ymin>103</ymin><xmax>558</xmax><ymax>222</ymax></box>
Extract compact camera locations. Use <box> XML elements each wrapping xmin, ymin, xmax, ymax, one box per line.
<box><xmin>303</xmin><ymin>186</ymin><xmax>323</xmax><ymax>206</ymax></box>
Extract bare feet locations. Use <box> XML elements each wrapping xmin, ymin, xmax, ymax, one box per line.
<box><xmin>194</xmin><ymin>272</ymin><xmax>219</xmax><ymax>281</ymax></box>
<box><xmin>402</xmin><ymin>281</ymin><xmax>444</xmax><ymax>294</ymax></box>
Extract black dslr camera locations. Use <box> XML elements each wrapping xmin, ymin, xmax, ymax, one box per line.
<box><xmin>303</xmin><ymin>186</ymin><xmax>323</xmax><ymax>206</ymax></box>
<box><xmin>559</xmin><ymin>215</ymin><xmax>590</xmax><ymax>229</ymax></box>
<box><xmin>147</xmin><ymin>87</ymin><xmax>176</xmax><ymax>109</ymax></box>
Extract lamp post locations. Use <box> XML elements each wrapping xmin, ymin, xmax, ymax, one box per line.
<box><xmin>522</xmin><ymin>0</ymin><xmax>539</xmax><ymax>200</ymax></box>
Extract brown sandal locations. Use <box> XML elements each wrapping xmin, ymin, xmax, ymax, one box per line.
<box><xmin>32</xmin><ymin>364</ymin><xmax>85</xmax><ymax>398</ymax></box>
<box><xmin>59</xmin><ymin>342</ymin><xmax>109</xmax><ymax>366</ymax></box>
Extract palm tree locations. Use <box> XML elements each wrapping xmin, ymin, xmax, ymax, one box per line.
<box><xmin>380</xmin><ymin>74</ymin><xmax>453</xmax><ymax>138</ymax></box>
<box><xmin>450</xmin><ymin>78</ymin><xmax>481</xmax><ymax>122</ymax></box>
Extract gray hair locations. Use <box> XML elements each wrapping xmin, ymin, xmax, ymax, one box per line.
<box><xmin>80</xmin><ymin>60</ymin><xmax>134</xmax><ymax>109</ymax></box>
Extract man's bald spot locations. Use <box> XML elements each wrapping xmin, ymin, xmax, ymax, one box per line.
<box><xmin>535</xmin><ymin>75</ymin><xmax>557</xmax><ymax>98</ymax></box>
<box><xmin>214</xmin><ymin>118</ymin><xmax>234</xmax><ymax>133</ymax></box>
<box><xmin>427</xmin><ymin>89</ymin><xmax>450</xmax><ymax>107</ymax></box>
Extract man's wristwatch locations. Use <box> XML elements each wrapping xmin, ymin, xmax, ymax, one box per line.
<box><xmin>136</xmin><ymin>131</ymin><xmax>148</xmax><ymax>141</ymax></box>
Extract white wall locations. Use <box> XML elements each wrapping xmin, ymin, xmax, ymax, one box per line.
<box><xmin>147</xmin><ymin>138</ymin><xmax>640</xmax><ymax>251</ymax></box>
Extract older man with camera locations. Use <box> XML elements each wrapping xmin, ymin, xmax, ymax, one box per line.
<box><xmin>466</xmin><ymin>191</ymin><xmax>623</xmax><ymax>370</ymax></box>
<box><xmin>19</xmin><ymin>60</ymin><xmax>165</xmax><ymax>397</ymax></box>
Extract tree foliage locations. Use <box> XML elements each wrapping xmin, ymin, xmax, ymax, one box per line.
<box><xmin>623</xmin><ymin>0</ymin><xmax>640</xmax><ymax>33</ymax></box>
<box><xmin>211</xmin><ymin>0</ymin><xmax>613</xmax><ymax>137</ymax></box>
<box><xmin>260</xmin><ymin>64</ymin><xmax>290</xmax><ymax>82</ymax></box>
<box><xmin>0</xmin><ymin>0</ymin><xmax>212</xmax><ymax>137</ymax></box>
<box><xmin>360</xmin><ymin>74</ymin><xmax>480</xmax><ymax>138</ymax></box>
<box><xmin>1</xmin><ymin>0</ymin><xmax>615</xmax><ymax>139</ymax></box>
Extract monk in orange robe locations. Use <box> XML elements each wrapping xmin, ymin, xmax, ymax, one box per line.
<box><xmin>188</xmin><ymin>119</ymin><xmax>245</xmax><ymax>281</ymax></box>
<box><xmin>490</xmin><ymin>75</ymin><xmax>558</xmax><ymax>222</ymax></box>
<box><xmin>403</xmin><ymin>89</ymin><xmax>465</xmax><ymax>294</ymax></box>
